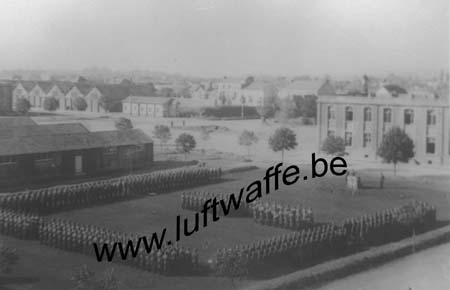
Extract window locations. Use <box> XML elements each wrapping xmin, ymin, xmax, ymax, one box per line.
<box><xmin>345</xmin><ymin>107</ymin><xmax>353</xmax><ymax>121</ymax></box>
<box><xmin>404</xmin><ymin>109</ymin><xmax>414</xmax><ymax>125</ymax></box>
<box><xmin>363</xmin><ymin>133</ymin><xmax>371</xmax><ymax>147</ymax></box>
<box><xmin>364</xmin><ymin>107</ymin><xmax>372</xmax><ymax>122</ymax></box>
<box><xmin>383</xmin><ymin>108</ymin><xmax>392</xmax><ymax>123</ymax></box>
<box><xmin>427</xmin><ymin>110</ymin><xmax>436</xmax><ymax>125</ymax></box>
<box><xmin>426</xmin><ymin>137</ymin><xmax>435</xmax><ymax>154</ymax></box>
<box><xmin>345</xmin><ymin>132</ymin><xmax>352</xmax><ymax>146</ymax></box>
<box><xmin>327</xmin><ymin>106</ymin><xmax>335</xmax><ymax>120</ymax></box>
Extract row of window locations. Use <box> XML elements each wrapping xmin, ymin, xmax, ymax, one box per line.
<box><xmin>328</xmin><ymin>106</ymin><xmax>437</xmax><ymax>125</ymax></box>
<box><xmin>327</xmin><ymin>131</ymin><xmax>436</xmax><ymax>154</ymax></box>
<box><xmin>0</xmin><ymin>153</ymin><xmax>53</xmax><ymax>165</ymax></box>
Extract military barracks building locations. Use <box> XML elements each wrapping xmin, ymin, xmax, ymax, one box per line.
<box><xmin>121</xmin><ymin>96</ymin><xmax>178</xmax><ymax>117</ymax></box>
<box><xmin>0</xmin><ymin>117</ymin><xmax>153</xmax><ymax>185</ymax></box>
<box><xmin>317</xmin><ymin>84</ymin><xmax>450</xmax><ymax>165</ymax></box>
<box><xmin>11</xmin><ymin>80</ymin><xmax>156</xmax><ymax>113</ymax></box>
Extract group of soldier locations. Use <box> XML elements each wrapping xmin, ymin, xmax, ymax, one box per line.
<box><xmin>181</xmin><ymin>191</ymin><xmax>252</xmax><ymax>216</ymax></box>
<box><xmin>342</xmin><ymin>200</ymin><xmax>437</xmax><ymax>246</ymax></box>
<box><xmin>0</xmin><ymin>167</ymin><xmax>222</xmax><ymax>214</ymax></box>
<box><xmin>39</xmin><ymin>217</ymin><xmax>199</xmax><ymax>275</ymax></box>
<box><xmin>252</xmin><ymin>201</ymin><xmax>314</xmax><ymax>230</ymax></box>
<box><xmin>216</xmin><ymin>224</ymin><xmax>346</xmax><ymax>275</ymax></box>
<box><xmin>0</xmin><ymin>208</ymin><xmax>40</xmax><ymax>240</ymax></box>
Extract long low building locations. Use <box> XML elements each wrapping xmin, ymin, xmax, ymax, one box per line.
<box><xmin>122</xmin><ymin>96</ymin><xmax>178</xmax><ymax>117</ymax></box>
<box><xmin>0</xmin><ymin>117</ymin><xmax>153</xmax><ymax>186</ymax></box>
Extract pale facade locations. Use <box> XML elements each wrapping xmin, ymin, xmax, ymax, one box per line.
<box><xmin>317</xmin><ymin>93</ymin><xmax>450</xmax><ymax>165</ymax></box>
<box><xmin>122</xmin><ymin>96</ymin><xmax>178</xmax><ymax>117</ymax></box>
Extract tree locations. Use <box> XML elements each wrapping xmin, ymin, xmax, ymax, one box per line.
<box><xmin>175</xmin><ymin>133</ymin><xmax>196</xmax><ymax>160</ymax></box>
<box><xmin>200</xmin><ymin>127</ymin><xmax>211</xmax><ymax>153</ymax></box>
<box><xmin>258</xmin><ymin>85</ymin><xmax>280</xmax><ymax>121</ymax></box>
<box><xmin>70</xmin><ymin>265</ymin><xmax>119</xmax><ymax>290</ymax></box>
<box><xmin>321</xmin><ymin>135</ymin><xmax>346</xmax><ymax>156</ymax></box>
<box><xmin>43</xmin><ymin>97</ymin><xmax>59</xmax><ymax>111</ymax></box>
<box><xmin>299</xmin><ymin>95</ymin><xmax>317</xmax><ymax>119</ymax></box>
<box><xmin>0</xmin><ymin>243</ymin><xmax>19</xmax><ymax>274</ymax></box>
<box><xmin>268</xmin><ymin>127</ymin><xmax>298</xmax><ymax>161</ymax></box>
<box><xmin>241</xmin><ymin>76</ymin><xmax>255</xmax><ymax>88</ymax></box>
<box><xmin>14</xmin><ymin>98</ymin><xmax>31</xmax><ymax>115</ymax></box>
<box><xmin>114</xmin><ymin>117</ymin><xmax>133</xmax><ymax>130</ymax></box>
<box><xmin>73</xmin><ymin>97</ymin><xmax>88</xmax><ymax>111</ymax></box>
<box><xmin>238</xmin><ymin>130</ymin><xmax>258</xmax><ymax>159</ymax></box>
<box><xmin>377</xmin><ymin>127</ymin><xmax>414</xmax><ymax>175</ymax></box>
<box><xmin>276</xmin><ymin>98</ymin><xmax>300</xmax><ymax>121</ymax></box>
<box><xmin>153</xmin><ymin>125</ymin><xmax>171</xmax><ymax>152</ymax></box>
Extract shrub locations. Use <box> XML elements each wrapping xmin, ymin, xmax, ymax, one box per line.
<box><xmin>72</xmin><ymin>97</ymin><xmax>88</xmax><ymax>111</ymax></box>
<box><xmin>14</xmin><ymin>98</ymin><xmax>31</xmax><ymax>115</ymax></box>
<box><xmin>114</xmin><ymin>117</ymin><xmax>133</xmax><ymax>130</ymax></box>
<box><xmin>321</xmin><ymin>135</ymin><xmax>346</xmax><ymax>155</ymax></box>
<box><xmin>43</xmin><ymin>97</ymin><xmax>59</xmax><ymax>111</ymax></box>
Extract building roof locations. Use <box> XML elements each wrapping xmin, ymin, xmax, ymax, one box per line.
<box><xmin>0</xmin><ymin>117</ymin><xmax>36</xmax><ymax>129</ymax></box>
<box><xmin>0</xmin><ymin>128</ymin><xmax>152</xmax><ymax>157</ymax></box>
<box><xmin>0</xmin><ymin>123</ymin><xmax>89</xmax><ymax>138</ymax></box>
<box><xmin>122</xmin><ymin>96</ymin><xmax>173</xmax><ymax>105</ymax></box>
<box><xmin>36</xmin><ymin>81</ymin><xmax>54</xmax><ymax>93</ymax></box>
<box><xmin>383</xmin><ymin>84</ymin><xmax>408</xmax><ymax>95</ymax></box>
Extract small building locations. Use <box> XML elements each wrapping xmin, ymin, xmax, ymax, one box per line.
<box><xmin>122</xmin><ymin>96</ymin><xmax>178</xmax><ymax>117</ymax></box>
<box><xmin>0</xmin><ymin>118</ymin><xmax>153</xmax><ymax>185</ymax></box>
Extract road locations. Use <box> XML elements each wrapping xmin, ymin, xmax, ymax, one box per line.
<box><xmin>316</xmin><ymin>243</ymin><xmax>450</xmax><ymax>290</ymax></box>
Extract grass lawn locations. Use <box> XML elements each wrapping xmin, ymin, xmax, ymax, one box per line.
<box><xmin>2</xmin><ymin>166</ymin><xmax>449</xmax><ymax>290</ymax></box>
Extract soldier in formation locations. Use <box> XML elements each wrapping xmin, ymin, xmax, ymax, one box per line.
<box><xmin>252</xmin><ymin>201</ymin><xmax>314</xmax><ymax>230</ymax></box>
<box><xmin>0</xmin><ymin>167</ymin><xmax>222</xmax><ymax>214</ymax></box>
<box><xmin>215</xmin><ymin>224</ymin><xmax>346</xmax><ymax>275</ymax></box>
<box><xmin>0</xmin><ymin>208</ymin><xmax>40</xmax><ymax>239</ymax></box>
<box><xmin>38</xmin><ymin>217</ymin><xmax>199</xmax><ymax>275</ymax></box>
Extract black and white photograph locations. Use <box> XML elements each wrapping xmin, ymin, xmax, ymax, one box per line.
<box><xmin>0</xmin><ymin>0</ymin><xmax>449</xmax><ymax>289</ymax></box>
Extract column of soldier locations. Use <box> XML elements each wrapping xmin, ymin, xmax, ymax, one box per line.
<box><xmin>181</xmin><ymin>191</ymin><xmax>253</xmax><ymax>216</ymax></box>
<box><xmin>38</xmin><ymin>217</ymin><xmax>199</xmax><ymax>275</ymax></box>
<box><xmin>252</xmin><ymin>201</ymin><xmax>314</xmax><ymax>230</ymax></box>
<box><xmin>215</xmin><ymin>224</ymin><xmax>346</xmax><ymax>275</ymax></box>
<box><xmin>342</xmin><ymin>200</ymin><xmax>437</xmax><ymax>246</ymax></box>
<box><xmin>0</xmin><ymin>167</ymin><xmax>222</xmax><ymax>214</ymax></box>
<box><xmin>0</xmin><ymin>208</ymin><xmax>40</xmax><ymax>240</ymax></box>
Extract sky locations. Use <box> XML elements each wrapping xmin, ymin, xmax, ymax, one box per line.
<box><xmin>0</xmin><ymin>0</ymin><xmax>448</xmax><ymax>77</ymax></box>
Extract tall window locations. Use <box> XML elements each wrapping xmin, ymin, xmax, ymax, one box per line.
<box><xmin>383</xmin><ymin>108</ymin><xmax>392</xmax><ymax>123</ymax></box>
<box><xmin>364</xmin><ymin>107</ymin><xmax>372</xmax><ymax>122</ymax></box>
<box><xmin>327</xmin><ymin>106</ymin><xmax>335</xmax><ymax>120</ymax></box>
<box><xmin>404</xmin><ymin>109</ymin><xmax>414</xmax><ymax>125</ymax></box>
<box><xmin>363</xmin><ymin>133</ymin><xmax>371</xmax><ymax>147</ymax></box>
<box><xmin>427</xmin><ymin>110</ymin><xmax>436</xmax><ymax>125</ymax></box>
<box><xmin>426</xmin><ymin>137</ymin><xmax>436</xmax><ymax>154</ymax></box>
<box><xmin>345</xmin><ymin>106</ymin><xmax>353</xmax><ymax>121</ymax></box>
<box><xmin>345</xmin><ymin>132</ymin><xmax>352</xmax><ymax>146</ymax></box>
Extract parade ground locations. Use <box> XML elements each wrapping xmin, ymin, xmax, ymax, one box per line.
<box><xmin>1</xmin><ymin>166</ymin><xmax>438</xmax><ymax>290</ymax></box>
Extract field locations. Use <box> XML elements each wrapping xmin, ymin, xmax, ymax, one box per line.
<box><xmin>2</xmin><ymin>165</ymin><xmax>449</xmax><ymax>290</ymax></box>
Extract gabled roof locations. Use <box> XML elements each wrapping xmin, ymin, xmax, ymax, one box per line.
<box><xmin>0</xmin><ymin>128</ymin><xmax>152</xmax><ymax>156</ymax></box>
<box><xmin>54</xmin><ymin>81</ymin><xmax>75</xmax><ymax>94</ymax></box>
<box><xmin>122</xmin><ymin>96</ymin><xmax>173</xmax><ymax>105</ymax></box>
<box><xmin>36</xmin><ymin>81</ymin><xmax>54</xmax><ymax>93</ymax></box>
<box><xmin>19</xmin><ymin>81</ymin><xmax>36</xmax><ymax>92</ymax></box>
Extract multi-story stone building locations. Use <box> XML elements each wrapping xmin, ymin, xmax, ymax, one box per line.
<box><xmin>317</xmin><ymin>85</ymin><xmax>450</xmax><ymax>165</ymax></box>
